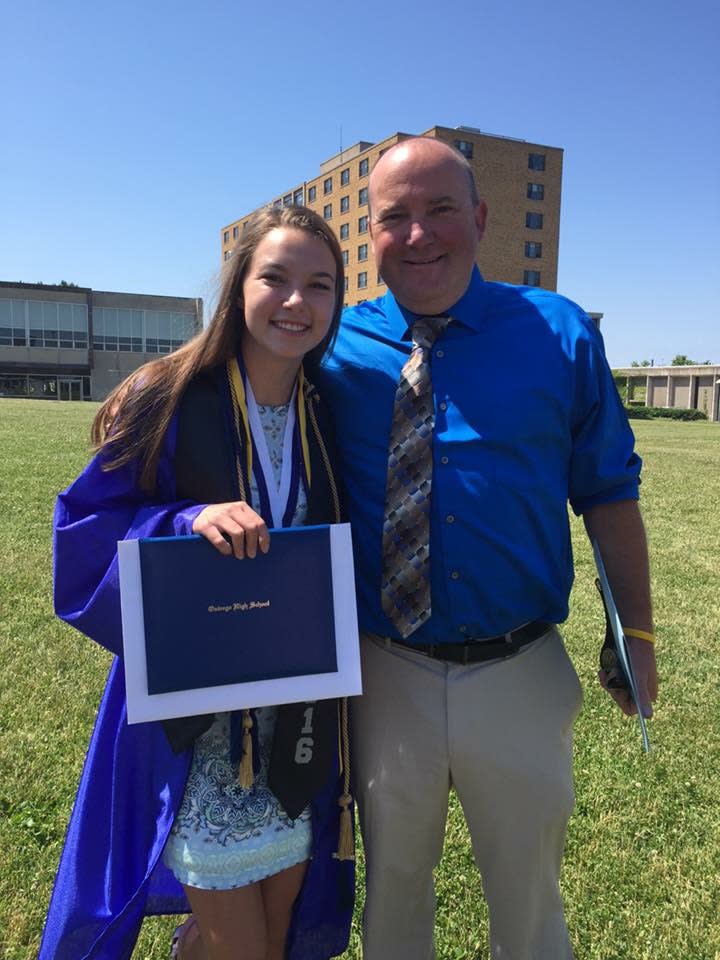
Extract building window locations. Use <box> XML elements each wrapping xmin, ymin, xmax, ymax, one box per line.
<box><xmin>359</xmin><ymin>158</ymin><xmax>369</xmax><ymax>177</ymax></box>
<box><xmin>273</xmin><ymin>199</ymin><xmax>282</xmax><ymax>208</ymax></box>
<box><xmin>224</xmin><ymin>250</ymin><xmax>231</xmax><ymax>261</ymax></box>
<box><xmin>28</xmin><ymin>374</ymin><xmax>58</xmax><ymax>398</ymax></box>
<box><xmin>358</xmin><ymin>243</ymin><xmax>368</xmax><ymax>261</ymax></box>
<box><xmin>528</xmin><ymin>153</ymin><xmax>546</xmax><ymax>171</ymax></box>
<box><xmin>2</xmin><ymin>298</ymin><xmax>88</xmax><ymax>349</ymax></box>
<box><xmin>526</xmin><ymin>212</ymin><xmax>543</xmax><ymax>229</ymax></box>
<box><xmin>340</xmin><ymin>195</ymin><xmax>350</xmax><ymax>213</ymax></box>
<box><xmin>323</xmin><ymin>204</ymin><xmax>332</xmax><ymax>220</ymax></box>
<box><xmin>308</xmin><ymin>185</ymin><xmax>316</xmax><ymax>202</ymax></box>
<box><xmin>344</xmin><ymin>277</ymin><xmax>349</xmax><ymax>292</ymax></box>
<box><xmin>342</xmin><ymin>250</ymin><xmax>349</xmax><ymax>266</ymax></box>
<box><xmin>527</xmin><ymin>183</ymin><xmax>544</xmax><ymax>201</ymax></box>
<box><xmin>92</xmin><ymin>307</ymin><xmax>195</xmax><ymax>354</ymax></box>
<box><xmin>341</xmin><ymin>168</ymin><xmax>350</xmax><ymax>186</ymax></box>
<box><xmin>358</xmin><ymin>215</ymin><xmax>368</xmax><ymax>234</ymax></box>
<box><xmin>293</xmin><ymin>188</ymin><xmax>304</xmax><ymax>205</ymax></box>
<box><xmin>283</xmin><ymin>193</ymin><xmax>292</xmax><ymax>207</ymax></box>
<box><xmin>455</xmin><ymin>139</ymin><xmax>473</xmax><ymax>159</ymax></box>
<box><xmin>0</xmin><ymin>373</ymin><xmax>29</xmax><ymax>396</ymax></box>
<box><xmin>340</xmin><ymin>223</ymin><xmax>349</xmax><ymax>240</ymax></box>
<box><xmin>223</xmin><ymin>230</ymin><xmax>229</xmax><ymax>243</ymax></box>
<box><xmin>232</xmin><ymin>226</ymin><xmax>239</xmax><ymax>239</ymax></box>
<box><xmin>377</xmin><ymin>272</ymin><xmax>384</xmax><ymax>284</ymax></box>
<box><xmin>358</xmin><ymin>187</ymin><xmax>368</xmax><ymax>206</ymax></box>
<box><xmin>0</xmin><ymin>299</ymin><xmax>28</xmax><ymax>346</ymax></box>
<box><xmin>524</xmin><ymin>270</ymin><xmax>541</xmax><ymax>286</ymax></box>
<box><xmin>323</xmin><ymin>177</ymin><xmax>333</xmax><ymax>194</ymax></box>
<box><xmin>358</xmin><ymin>271</ymin><xmax>368</xmax><ymax>289</ymax></box>
<box><xmin>525</xmin><ymin>241</ymin><xmax>542</xmax><ymax>258</ymax></box>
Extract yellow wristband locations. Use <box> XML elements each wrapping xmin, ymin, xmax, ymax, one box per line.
<box><xmin>623</xmin><ymin>627</ymin><xmax>656</xmax><ymax>644</ymax></box>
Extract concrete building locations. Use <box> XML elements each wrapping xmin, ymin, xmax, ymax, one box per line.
<box><xmin>615</xmin><ymin>365</ymin><xmax>720</xmax><ymax>422</ymax></box>
<box><xmin>220</xmin><ymin>123</ymin><xmax>563</xmax><ymax>305</ymax></box>
<box><xmin>0</xmin><ymin>281</ymin><xmax>202</xmax><ymax>401</ymax></box>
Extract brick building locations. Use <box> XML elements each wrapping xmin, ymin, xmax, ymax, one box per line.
<box><xmin>220</xmin><ymin>123</ymin><xmax>563</xmax><ymax>305</ymax></box>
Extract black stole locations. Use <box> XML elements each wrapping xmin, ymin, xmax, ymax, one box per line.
<box><xmin>163</xmin><ymin>367</ymin><xmax>340</xmax><ymax>819</ymax></box>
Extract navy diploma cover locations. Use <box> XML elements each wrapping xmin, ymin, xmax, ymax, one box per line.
<box><xmin>118</xmin><ymin>524</ymin><xmax>361</xmax><ymax>724</ymax></box>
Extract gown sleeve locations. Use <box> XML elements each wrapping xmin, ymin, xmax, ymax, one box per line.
<box><xmin>53</xmin><ymin>422</ymin><xmax>207</xmax><ymax>657</ymax></box>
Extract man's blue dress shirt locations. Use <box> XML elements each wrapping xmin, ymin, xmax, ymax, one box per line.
<box><xmin>317</xmin><ymin>268</ymin><xmax>641</xmax><ymax>643</ymax></box>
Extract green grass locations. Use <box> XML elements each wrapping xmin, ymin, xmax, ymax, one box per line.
<box><xmin>1</xmin><ymin>399</ymin><xmax>719</xmax><ymax>959</ymax></box>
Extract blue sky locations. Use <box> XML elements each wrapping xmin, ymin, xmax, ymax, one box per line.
<box><xmin>2</xmin><ymin>0</ymin><xmax>718</xmax><ymax>367</ymax></box>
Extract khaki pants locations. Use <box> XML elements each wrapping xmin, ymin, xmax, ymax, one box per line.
<box><xmin>351</xmin><ymin>627</ymin><xmax>582</xmax><ymax>960</ymax></box>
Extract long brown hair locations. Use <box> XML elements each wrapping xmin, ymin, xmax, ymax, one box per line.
<box><xmin>92</xmin><ymin>205</ymin><xmax>345</xmax><ymax>491</ymax></box>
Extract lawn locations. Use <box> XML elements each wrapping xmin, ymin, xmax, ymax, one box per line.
<box><xmin>1</xmin><ymin>399</ymin><xmax>718</xmax><ymax>959</ymax></box>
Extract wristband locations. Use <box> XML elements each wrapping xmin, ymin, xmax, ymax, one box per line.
<box><xmin>623</xmin><ymin>626</ymin><xmax>656</xmax><ymax>644</ymax></box>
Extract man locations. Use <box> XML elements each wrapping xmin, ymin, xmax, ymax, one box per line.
<box><xmin>317</xmin><ymin>137</ymin><xmax>657</xmax><ymax>960</ymax></box>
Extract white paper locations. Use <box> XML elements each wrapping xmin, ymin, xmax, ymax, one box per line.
<box><xmin>118</xmin><ymin>524</ymin><xmax>362</xmax><ymax>724</ymax></box>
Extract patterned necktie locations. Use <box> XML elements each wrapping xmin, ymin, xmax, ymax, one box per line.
<box><xmin>382</xmin><ymin>315</ymin><xmax>450</xmax><ymax>638</ymax></box>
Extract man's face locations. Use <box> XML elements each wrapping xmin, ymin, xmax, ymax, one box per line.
<box><xmin>369</xmin><ymin>145</ymin><xmax>487</xmax><ymax>316</ymax></box>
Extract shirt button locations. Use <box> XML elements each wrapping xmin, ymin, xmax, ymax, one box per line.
<box><xmin>451</xmin><ymin>570</ymin><xmax>460</xmax><ymax>580</ymax></box>
<box><xmin>446</xmin><ymin>514</ymin><xmax>455</xmax><ymax>523</ymax></box>
<box><xmin>439</xmin><ymin>401</ymin><xmax>448</xmax><ymax>411</ymax></box>
<box><xmin>440</xmin><ymin>456</ymin><xmax>449</xmax><ymax>465</ymax></box>
<box><xmin>436</xmin><ymin>349</ymin><xmax>445</xmax><ymax>358</ymax></box>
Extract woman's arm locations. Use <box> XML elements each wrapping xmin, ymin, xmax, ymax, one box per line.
<box><xmin>54</xmin><ymin>450</ymin><xmax>206</xmax><ymax>657</ymax></box>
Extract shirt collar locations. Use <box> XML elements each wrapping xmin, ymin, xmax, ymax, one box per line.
<box><xmin>382</xmin><ymin>266</ymin><xmax>488</xmax><ymax>339</ymax></box>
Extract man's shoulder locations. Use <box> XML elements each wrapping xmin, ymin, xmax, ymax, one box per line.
<box><xmin>341</xmin><ymin>295</ymin><xmax>389</xmax><ymax>330</ymax></box>
<box><xmin>483</xmin><ymin>281</ymin><xmax>599</xmax><ymax>340</ymax></box>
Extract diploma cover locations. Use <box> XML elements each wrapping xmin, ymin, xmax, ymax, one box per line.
<box><xmin>119</xmin><ymin>524</ymin><xmax>361</xmax><ymax>724</ymax></box>
<box><xmin>592</xmin><ymin>538</ymin><xmax>651</xmax><ymax>752</ymax></box>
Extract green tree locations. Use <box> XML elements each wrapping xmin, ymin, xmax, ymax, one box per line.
<box><xmin>630</xmin><ymin>359</ymin><xmax>652</xmax><ymax>367</ymax></box>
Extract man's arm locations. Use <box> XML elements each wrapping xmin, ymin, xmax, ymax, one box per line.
<box><xmin>583</xmin><ymin>499</ymin><xmax>658</xmax><ymax>717</ymax></box>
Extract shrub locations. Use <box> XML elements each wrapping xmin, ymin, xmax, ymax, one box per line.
<box><xmin>624</xmin><ymin>405</ymin><xmax>707</xmax><ymax>421</ymax></box>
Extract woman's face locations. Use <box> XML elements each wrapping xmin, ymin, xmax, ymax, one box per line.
<box><xmin>240</xmin><ymin>227</ymin><xmax>337</xmax><ymax>372</ymax></box>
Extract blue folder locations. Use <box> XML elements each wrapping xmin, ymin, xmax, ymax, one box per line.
<box><xmin>137</xmin><ymin>528</ymin><xmax>338</xmax><ymax>695</ymax></box>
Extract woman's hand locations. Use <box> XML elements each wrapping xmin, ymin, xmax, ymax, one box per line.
<box><xmin>192</xmin><ymin>502</ymin><xmax>270</xmax><ymax>559</ymax></box>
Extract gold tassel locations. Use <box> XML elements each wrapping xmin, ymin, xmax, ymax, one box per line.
<box><xmin>336</xmin><ymin>791</ymin><xmax>354</xmax><ymax>861</ymax></box>
<box><xmin>335</xmin><ymin>697</ymin><xmax>355</xmax><ymax>860</ymax></box>
<box><xmin>238</xmin><ymin>709</ymin><xmax>254</xmax><ymax>788</ymax></box>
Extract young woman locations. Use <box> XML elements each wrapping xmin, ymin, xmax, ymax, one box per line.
<box><xmin>39</xmin><ymin>206</ymin><xmax>354</xmax><ymax>960</ymax></box>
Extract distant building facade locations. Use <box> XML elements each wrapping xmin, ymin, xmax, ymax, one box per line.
<box><xmin>615</xmin><ymin>365</ymin><xmax>720</xmax><ymax>422</ymax></box>
<box><xmin>0</xmin><ymin>282</ymin><xmax>202</xmax><ymax>401</ymax></box>
<box><xmin>220</xmin><ymin>123</ymin><xmax>563</xmax><ymax>305</ymax></box>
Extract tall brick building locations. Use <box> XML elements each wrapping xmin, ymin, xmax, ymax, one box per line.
<box><xmin>220</xmin><ymin>123</ymin><xmax>563</xmax><ymax>305</ymax></box>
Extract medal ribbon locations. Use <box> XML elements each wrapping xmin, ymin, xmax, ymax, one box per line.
<box><xmin>226</xmin><ymin>353</ymin><xmax>311</xmax><ymax>527</ymax></box>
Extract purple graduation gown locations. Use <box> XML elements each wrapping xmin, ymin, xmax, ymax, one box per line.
<box><xmin>39</xmin><ymin>419</ymin><xmax>354</xmax><ymax>960</ymax></box>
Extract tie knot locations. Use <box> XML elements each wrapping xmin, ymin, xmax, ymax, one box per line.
<box><xmin>411</xmin><ymin>316</ymin><xmax>450</xmax><ymax>351</ymax></box>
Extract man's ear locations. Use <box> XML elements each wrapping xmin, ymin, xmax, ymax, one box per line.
<box><xmin>474</xmin><ymin>200</ymin><xmax>488</xmax><ymax>242</ymax></box>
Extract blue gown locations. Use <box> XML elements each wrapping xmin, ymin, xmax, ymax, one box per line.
<box><xmin>39</xmin><ymin>410</ymin><xmax>354</xmax><ymax>960</ymax></box>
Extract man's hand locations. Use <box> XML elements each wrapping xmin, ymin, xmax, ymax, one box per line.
<box><xmin>192</xmin><ymin>501</ymin><xmax>270</xmax><ymax>559</ymax></box>
<box><xmin>584</xmin><ymin>499</ymin><xmax>657</xmax><ymax>719</ymax></box>
<box><xmin>598</xmin><ymin>635</ymin><xmax>657</xmax><ymax>718</ymax></box>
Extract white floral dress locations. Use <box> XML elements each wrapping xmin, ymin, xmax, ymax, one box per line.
<box><xmin>162</xmin><ymin>403</ymin><xmax>312</xmax><ymax>890</ymax></box>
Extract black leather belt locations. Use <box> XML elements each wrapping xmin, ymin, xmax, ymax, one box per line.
<box><xmin>386</xmin><ymin>620</ymin><xmax>551</xmax><ymax>665</ymax></box>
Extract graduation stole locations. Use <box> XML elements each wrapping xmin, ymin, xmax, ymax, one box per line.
<box><xmin>223</xmin><ymin>354</ymin><xmax>353</xmax><ymax>858</ymax></box>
